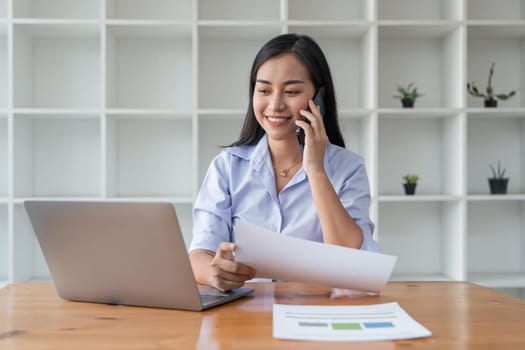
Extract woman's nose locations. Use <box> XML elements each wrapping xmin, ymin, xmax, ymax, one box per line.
<box><xmin>269</xmin><ymin>93</ymin><xmax>285</xmax><ymax>111</ymax></box>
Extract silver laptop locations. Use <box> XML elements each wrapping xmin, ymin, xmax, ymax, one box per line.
<box><xmin>24</xmin><ymin>201</ymin><xmax>254</xmax><ymax>311</ymax></box>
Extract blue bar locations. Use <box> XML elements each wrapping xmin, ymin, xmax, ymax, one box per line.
<box><xmin>363</xmin><ymin>322</ymin><xmax>394</xmax><ymax>328</ymax></box>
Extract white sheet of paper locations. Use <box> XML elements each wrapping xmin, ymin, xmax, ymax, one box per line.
<box><xmin>273</xmin><ymin>303</ymin><xmax>432</xmax><ymax>341</ymax></box>
<box><xmin>234</xmin><ymin>221</ymin><xmax>397</xmax><ymax>293</ymax></box>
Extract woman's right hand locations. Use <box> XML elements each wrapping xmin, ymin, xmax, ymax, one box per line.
<box><xmin>209</xmin><ymin>242</ymin><xmax>256</xmax><ymax>292</ymax></box>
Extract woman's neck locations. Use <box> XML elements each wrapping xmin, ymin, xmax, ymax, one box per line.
<box><xmin>267</xmin><ymin>137</ymin><xmax>302</xmax><ymax>164</ymax></box>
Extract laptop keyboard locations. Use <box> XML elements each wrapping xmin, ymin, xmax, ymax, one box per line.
<box><xmin>199</xmin><ymin>286</ymin><xmax>234</xmax><ymax>304</ymax></box>
<box><xmin>200</xmin><ymin>293</ymin><xmax>230</xmax><ymax>304</ymax></box>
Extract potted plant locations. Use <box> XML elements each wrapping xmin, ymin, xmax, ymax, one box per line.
<box><xmin>488</xmin><ymin>161</ymin><xmax>509</xmax><ymax>194</ymax></box>
<box><xmin>403</xmin><ymin>174</ymin><xmax>419</xmax><ymax>195</ymax></box>
<box><xmin>466</xmin><ymin>62</ymin><xmax>519</xmax><ymax>107</ymax></box>
<box><xmin>393</xmin><ymin>83</ymin><xmax>423</xmax><ymax>108</ymax></box>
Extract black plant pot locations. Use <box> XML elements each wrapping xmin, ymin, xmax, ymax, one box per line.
<box><xmin>488</xmin><ymin>178</ymin><xmax>509</xmax><ymax>194</ymax></box>
<box><xmin>401</xmin><ymin>98</ymin><xmax>414</xmax><ymax>108</ymax></box>
<box><xmin>484</xmin><ymin>99</ymin><xmax>498</xmax><ymax>108</ymax></box>
<box><xmin>403</xmin><ymin>183</ymin><xmax>417</xmax><ymax>195</ymax></box>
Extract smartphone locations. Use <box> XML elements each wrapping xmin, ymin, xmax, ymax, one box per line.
<box><xmin>297</xmin><ymin>88</ymin><xmax>326</xmax><ymax>146</ymax></box>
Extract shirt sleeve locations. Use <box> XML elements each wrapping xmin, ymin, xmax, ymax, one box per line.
<box><xmin>189</xmin><ymin>153</ymin><xmax>233</xmax><ymax>253</ymax></box>
<box><xmin>338</xmin><ymin>158</ymin><xmax>379</xmax><ymax>253</ymax></box>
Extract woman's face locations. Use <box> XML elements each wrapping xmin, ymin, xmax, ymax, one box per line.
<box><xmin>253</xmin><ymin>53</ymin><xmax>315</xmax><ymax>142</ymax></box>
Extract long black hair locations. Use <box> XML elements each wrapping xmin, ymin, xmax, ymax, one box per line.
<box><xmin>228</xmin><ymin>33</ymin><xmax>345</xmax><ymax>148</ymax></box>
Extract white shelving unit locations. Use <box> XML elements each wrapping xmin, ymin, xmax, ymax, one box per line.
<box><xmin>1</xmin><ymin>0</ymin><xmax>525</xmax><ymax>292</ymax></box>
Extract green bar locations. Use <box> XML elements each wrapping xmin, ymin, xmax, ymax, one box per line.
<box><xmin>331</xmin><ymin>323</ymin><xmax>362</xmax><ymax>330</ymax></box>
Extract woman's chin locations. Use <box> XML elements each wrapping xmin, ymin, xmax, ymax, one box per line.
<box><xmin>266</xmin><ymin>132</ymin><xmax>298</xmax><ymax>143</ymax></box>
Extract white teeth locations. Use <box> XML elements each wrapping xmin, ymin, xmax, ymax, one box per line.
<box><xmin>268</xmin><ymin>117</ymin><xmax>288</xmax><ymax>123</ymax></box>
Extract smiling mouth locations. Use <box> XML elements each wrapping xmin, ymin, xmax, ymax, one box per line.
<box><xmin>266</xmin><ymin>116</ymin><xmax>291</xmax><ymax>123</ymax></box>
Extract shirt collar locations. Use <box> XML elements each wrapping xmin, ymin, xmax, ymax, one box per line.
<box><xmin>223</xmin><ymin>134</ymin><xmax>268</xmax><ymax>164</ymax></box>
<box><xmin>224</xmin><ymin>133</ymin><xmax>335</xmax><ymax>180</ymax></box>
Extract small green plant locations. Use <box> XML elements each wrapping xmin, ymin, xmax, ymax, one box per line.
<box><xmin>393</xmin><ymin>83</ymin><xmax>424</xmax><ymax>102</ymax></box>
<box><xmin>403</xmin><ymin>174</ymin><xmax>419</xmax><ymax>184</ymax></box>
<box><xmin>467</xmin><ymin>62</ymin><xmax>518</xmax><ymax>105</ymax></box>
<box><xmin>489</xmin><ymin>161</ymin><xmax>507</xmax><ymax>179</ymax></box>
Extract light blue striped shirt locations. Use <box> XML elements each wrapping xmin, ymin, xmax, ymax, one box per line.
<box><xmin>190</xmin><ymin>134</ymin><xmax>378</xmax><ymax>253</ymax></box>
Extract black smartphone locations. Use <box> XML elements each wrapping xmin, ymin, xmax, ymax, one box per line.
<box><xmin>297</xmin><ymin>88</ymin><xmax>326</xmax><ymax>146</ymax></box>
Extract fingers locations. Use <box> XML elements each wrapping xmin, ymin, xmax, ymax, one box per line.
<box><xmin>210</xmin><ymin>261</ymin><xmax>256</xmax><ymax>291</ymax></box>
<box><xmin>296</xmin><ymin>100</ymin><xmax>329</xmax><ymax>175</ymax></box>
<box><xmin>298</xmin><ymin>100</ymin><xmax>327</xmax><ymax>138</ymax></box>
<box><xmin>308</xmin><ymin>99</ymin><xmax>327</xmax><ymax>135</ymax></box>
<box><xmin>210</xmin><ymin>278</ymin><xmax>244</xmax><ymax>292</ymax></box>
<box><xmin>216</xmin><ymin>242</ymin><xmax>237</xmax><ymax>261</ymax></box>
<box><xmin>210</xmin><ymin>242</ymin><xmax>256</xmax><ymax>291</ymax></box>
<box><xmin>211</xmin><ymin>258</ymin><xmax>256</xmax><ymax>280</ymax></box>
<box><xmin>215</xmin><ymin>242</ymin><xmax>255</xmax><ymax>277</ymax></box>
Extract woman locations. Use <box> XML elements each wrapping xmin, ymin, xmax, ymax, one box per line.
<box><xmin>189</xmin><ymin>33</ymin><xmax>378</xmax><ymax>292</ymax></box>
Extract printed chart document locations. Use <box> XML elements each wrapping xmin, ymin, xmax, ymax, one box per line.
<box><xmin>234</xmin><ymin>221</ymin><xmax>396</xmax><ymax>293</ymax></box>
<box><xmin>273</xmin><ymin>303</ymin><xmax>432</xmax><ymax>341</ymax></box>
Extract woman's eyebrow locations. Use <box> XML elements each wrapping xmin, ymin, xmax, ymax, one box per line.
<box><xmin>255</xmin><ymin>79</ymin><xmax>305</xmax><ymax>85</ymax></box>
<box><xmin>284</xmin><ymin>80</ymin><xmax>305</xmax><ymax>85</ymax></box>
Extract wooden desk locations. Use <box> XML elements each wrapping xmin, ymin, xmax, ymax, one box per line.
<box><xmin>1</xmin><ymin>282</ymin><xmax>525</xmax><ymax>349</ymax></box>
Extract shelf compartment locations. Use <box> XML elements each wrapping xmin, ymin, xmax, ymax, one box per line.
<box><xmin>378</xmin><ymin>22</ymin><xmax>462</xmax><ymax>38</ymax></box>
<box><xmin>378</xmin><ymin>200</ymin><xmax>464</xmax><ymax>280</ymax></box>
<box><xmin>13</xmin><ymin>114</ymin><xmax>101</xmax><ymax>197</ymax></box>
<box><xmin>198</xmin><ymin>25</ymin><xmax>281</xmax><ymax>110</ymax></box>
<box><xmin>13</xmin><ymin>197</ymin><xmax>105</xmax><ymax>204</ymax></box>
<box><xmin>339</xmin><ymin>112</ymin><xmax>373</xmax><ymax>170</ymax></box>
<box><xmin>467</xmin><ymin>201</ymin><xmax>525</xmax><ymax>285</ymax></box>
<box><xmin>13</xmin><ymin>0</ymin><xmax>100</xmax><ymax>19</ymax></box>
<box><xmin>173</xmin><ymin>203</ymin><xmax>193</xmax><ymax>250</ymax></box>
<box><xmin>467</xmin><ymin>0</ymin><xmax>525</xmax><ymax>21</ymax></box>
<box><xmin>199</xmin><ymin>0</ymin><xmax>279</xmax><ymax>21</ymax></box>
<box><xmin>13</xmin><ymin>204</ymin><xmax>50</xmax><ymax>282</ymax></box>
<box><xmin>378</xmin><ymin>114</ymin><xmax>463</xmax><ymax>196</ymax></box>
<box><xmin>106</xmin><ymin>24</ymin><xmax>193</xmax><ymax>110</ymax></box>
<box><xmin>389</xmin><ymin>273</ymin><xmax>453</xmax><ymax>282</ymax></box>
<box><xmin>471</xmin><ymin>274</ymin><xmax>525</xmax><ymax>288</ymax></box>
<box><xmin>466</xmin><ymin>108</ymin><xmax>525</xmax><ymax>118</ymax></box>
<box><xmin>0</xmin><ymin>205</ymin><xmax>7</xmax><ymax>281</ymax></box>
<box><xmin>0</xmin><ymin>0</ymin><xmax>5</xmax><ymax>18</ymax></box>
<box><xmin>106</xmin><ymin>115</ymin><xmax>193</xmax><ymax>197</ymax></box>
<box><xmin>467</xmin><ymin>116</ymin><xmax>525</xmax><ymax>195</ymax></box>
<box><xmin>99</xmin><ymin>196</ymin><xmax>193</xmax><ymax>204</ymax></box>
<box><xmin>13</xmin><ymin>23</ymin><xmax>101</xmax><ymax>109</ymax></box>
<box><xmin>287</xmin><ymin>24</ymin><xmax>374</xmax><ymax>109</ymax></box>
<box><xmin>378</xmin><ymin>108</ymin><xmax>462</xmax><ymax>118</ymax></box>
<box><xmin>468</xmin><ymin>194</ymin><xmax>525</xmax><ymax>201</ymax></box>
<box><xmin>378</xmin><ymin>0</ymin><xmax>462</xmax><ymax>21</ymax></box>
<box><xmin>378</xmin><ymin>24</ymin><xmax>463</xmax><ymax>108</ymax></box>
<box><xmin>106</xmin><ymin>0</ymin><xmax>192</xmax><ymax>20</ymax></box>
<box><xmin>198</xmin><ymin>115</ymin><xmax>244</xmax><ymax>184</ymax></box>
<box><xmin>0</xmin><ymin>28</ymin><xmax>6</xmax><ymax>108</ymax></box>
<box><xmin>288</xmin><ymin>0</ymin><xmax>371</xmax><ymax>21</ymax></box>
<box><xmin>495</xmin><ymin>287</ymin><xmax>525</xmax><ymax>300</ymax></box>
<box><xmin>378</xmin><ymin>195</ymin><xmax>462</xmax><ymax>202</ymax></box>
<box><xmin>467</xmin><ymin>25</ymin><xmax>525</xmax><ymax>108</ymax></box>
<box><xmin>0</xmin><ymin>117</ymin><xmax>6</xmax><ymax>196</ymax></box>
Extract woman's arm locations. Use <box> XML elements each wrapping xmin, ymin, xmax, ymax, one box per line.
<box><xmin>189</xmin><ymin>153</ymin><xmax>255</xmax><ymax>290</ymax></box>
<box><xmin>297</xmin><ymin>100</ymin><xmax>367</xmax><ymax>249</ymax></box>
<box><xmin>308</xmin><ymin>170</ymin><xmax>364</xmax><ymax>248</ymax></box>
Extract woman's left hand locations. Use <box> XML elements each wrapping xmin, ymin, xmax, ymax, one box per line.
<box><xmin>295</xmin><ymin>99</ymin><xmax>328</xmax><ymax>176</ymax></box>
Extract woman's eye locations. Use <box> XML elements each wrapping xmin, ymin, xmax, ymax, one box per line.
<box><xmin>285</xmin><ymin>90</ymin><xmax>301</xmax><ymax>95</ymax></box>
<box><xmin>258</xmin><ymin>89</ymin><xmax>270</xmax><ymax>94</ymax></box>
